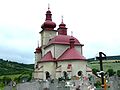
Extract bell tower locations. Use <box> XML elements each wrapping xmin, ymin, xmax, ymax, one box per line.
<box><xmin>40</xmin><ymin>6</ymin><xmax>57</xmax><ymax>46</ymax></box>
<box><xmin>57</xmin><ymin>16</ymin><xmax>67</xmax><ymax>35</ymax></box>
<box><xmin>34</xmin><ymin>42</ymin><xmax>42</xmax><ymax>69</ymax></box>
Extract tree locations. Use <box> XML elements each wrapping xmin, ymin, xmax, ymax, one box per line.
<box><xmin>117</xmin><ymin>70</ymin><xmax>120</xmax><ymax>77</ymax></box>
<box><xmin>14</xmin><ymin>77</ymin><xmax>19</xmax><ymax>84</ymax></box>
<box><xmin>107</xmin><ymin>69</ymin><xmax>116</xmax><ymax>77</ymax></box>
<box><xmin>94</xmin><ymin>80</ymin><xmax>101</xmax><ymax>88</ymax></box>
<box><xmin>2</xmin><ymin>76</ymin><xmax>12</xmax><ymax>85</ymax></box>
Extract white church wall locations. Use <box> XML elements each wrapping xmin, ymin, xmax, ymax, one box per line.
<box><xmin>57</xmin><ymin>60</ymin><xmax>87</xmax><ymax>78</ymax></box>
<box><xmin>43</xmin><ymin>62</ymin><xmax>56</xmax><ymax>80</ymax></box>
<box><xmin>38</xmin><ymin>63</ymin><xmax>44</xmax><ymax>79</ymax></box>
<box><xmin>35</xmin><ymin>53</ymin><xmax>41</xmax><ymax>68</ymax></box>
<box><xmin>55</xmin><ymin>44</ymin><xmax>69</xmax><ymax>59</ymax></box>
<box><xmin>34</xmin><ymin>71</ymin><xmax>43</xmax><ymax>80</ymax></box>
<box><xmin>41</xmin><ymin>47</ymin><xmax>46</xmax><ymax>57</ymax></box>
<box><xmin>72</xmin><ymin>61</ymin><xmax>87</xmax><ymax>77</ymax></box>
<box><xmin>34</xmin><ymin>55</ymin><xmax>37</xmax><ymax>69</ymax></box>
<box><xmin>75</xmin><ymin>46</ymin><xmax>82</xmax><ymax>54</ymax></box>
<box><xmin>56</xmin><ymin>72</ymin><xmax>61</xmax><ymax>79</ymax></box>
<box><xmin>37</xmin><ymin>71</ymin><xmax>44</xmax><ymax>79</ymax></box>
<box><xmin>44</xmin><ymin>45</ymin><xmax>55</xmax><ymax>57</ymax></box>
<box><xmin>34</xmin><ymin>63</ymin><xmax>44</xmax><ymax>79</ymax></box>
<box><xmin>55</xmin><ymin>45</ymin><xmax>83</xmax><ymax>59</ymax></box>
<box><xmin>33</xmin><ymin>71</ymin><xmax>38</xmax><ymax>79</ymax></box>
<box><xmin>44</xmin><ymin>44</ymin><xmax>69</xmax><ymax>59</ymax></box>
<box><xmin>40</xmin><ymin>30</ymin><xmax>56</xmax><ymax>46</ymax></box>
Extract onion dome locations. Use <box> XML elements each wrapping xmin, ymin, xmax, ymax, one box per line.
<box><xmin>41</xmin><ymin>7</ymin><xmax>56</xmax><ymax>30</ymax></box>
<box><xmin>34</xmin><ymin>42</ymin><xmax>41</xmax><ymax>53</ymax></box>
<box><xmin>34</xmin><ymin>47</ymin><xmax>41</xmax><ymax>53</ymax></box>
<box><xmin>48</xmin><ymin>35</ymin><xmax>80</xmax><ymax>45</ymax></box>
<box><xmin>58</xmin><ymin>16</ymin><xmax>67</xmax><ymax>35</ymax></box>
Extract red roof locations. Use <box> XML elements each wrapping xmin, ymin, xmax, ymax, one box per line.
<box><xmin>34</xmin><ymin>47</ymin><xmax>41</xmax><ymax>53</ymax></box>
<box><xmin>40</xmin><ymin>51</ymin><xmax>55</xmax><ymax>62</ymax></box>
<box><xmin>41</xmin><ymin>8</ymin><xmax>56</xmax><ymax>30</ymax></box>
<box><xmin>58</xmin><ymin>19</ymin><xmax>67</xmax><ymax>35</ymax></box>
<box><xmin>48</xmin><ymin>35</ymin><xmax>81</xmax><ymax>45</ymax></box>
<box><xmin>58</xmin><ymin>48</ymin><xmax>86</xmax><ymax>61</ymax></box>
<box><xmin>41</xmin><ymin>20</ymin><xmax>56</xmax><ymax>30</ymax></box>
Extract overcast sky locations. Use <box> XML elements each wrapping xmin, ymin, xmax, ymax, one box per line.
<box><xmin>0</xmin><ymin>0</ymin><xmax>120</xmax><ymax>64</ymax></box>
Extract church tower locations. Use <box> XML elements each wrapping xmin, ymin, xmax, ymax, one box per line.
<box><xmin>57</xmin><ymin>16</ymin><xmax>67</xmax><ymax>35</ymax></box>
<box><xmin>40</xmin><ymin>7</ymin><xmax>57</xmax><ymax>46</ymax></box>
<box><xmin>34</xmin><ymin>43</ymin><xmax>42</xmax><ymax>69</ymax></box>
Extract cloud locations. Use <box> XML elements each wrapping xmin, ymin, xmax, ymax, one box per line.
<box><xmin>0</xmin><ymin>0</ymin><xmax>120</xmax><ymax>63</ymax></box>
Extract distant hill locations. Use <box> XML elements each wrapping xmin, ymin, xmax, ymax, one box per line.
<box><xmin>88</xmin><ymin>60</ymin><xmax>120</xmax><ymax>72</ymax></box>
<box><xmin>87</xmin><ymin>55</ymin><xmax>120</xmax><ymax>61</ymax></box>
<box><xmin>0</xmin><ymin>59</ymin><xmax>34</xmax><ymax>76</ymax></box>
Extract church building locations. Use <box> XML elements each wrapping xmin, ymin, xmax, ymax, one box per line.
<box><xmin>34</xmin><ymin>7</ymin><xmax>89</xmax><ymax>80</ymax></box>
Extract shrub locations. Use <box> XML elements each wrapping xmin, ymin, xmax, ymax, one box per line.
<box><xmin>92</xmin><ymin>68</ymin><xmax>99</xmax><ymax>76</ymax></box>
<box><xmin>107</xmin><ymin>69</ymin><xmax>116</xmax><ymax>77</ymax></box>
<box><xmin>94</xmin><ymin>80</ymin><xmax>101</xmax><ymax>88</ymax></box>
<box><xmin>2</xmin><ymin>76</ymin><xmax>12</xmax><ymax>85</ymax></box>
<box><xmin>117</xmin><ymin>70</ymin><xmax>120</xmax><ymax>77</ymax></box>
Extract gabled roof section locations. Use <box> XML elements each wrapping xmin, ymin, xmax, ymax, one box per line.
<box><xmin>57</xmin><ymin>48</ymin><xmax>86</xmax><ymax>61</ymax></box>
<box><xmin>48</xmin><ymin>35</ymin><xmax>81</xmax><ymax>45</ymax></box>
<box><xmin>41</xmin><ymin>51</ymin><xmax>55</xmax><ymax>62</ymax></box>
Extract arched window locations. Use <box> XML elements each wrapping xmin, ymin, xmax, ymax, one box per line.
<box><xmin>46</xmin><ymin>71</ymin><xmax>50</xmax><ymax>79</ymax></box>
<box><xmin>63</xmin><ymin>71</ymin><xmax>68</xmax><ymax>80</ymax></box>
<box><xmin>77</xmin><ymin>71</ymin><xmax>82</xmax><ymax>76</ymax></box>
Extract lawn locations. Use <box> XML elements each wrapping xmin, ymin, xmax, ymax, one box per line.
<box><xmin>0</xmin><ymin>87</ymin><xmax>4</xmax><ymax>90</ymax></box>
<box><xmin>88</xmin><ymin>61</ymin><xmax>120</xmax><ymax>72</ymax></box>
<box><xmin>0</xmin><ymin>74</ymin><xmax>22</xmax><ymax>90</ymax></box>
<box><xmin>0</xmin><ymin>74</ymin><xmax>29</xmax><ymax>90</ymax></box>
<box><xmin>0</xmin><ymin>74</ymin><xmax>21</xmax><ymax>80</ymax></box>
<box><xmin>0</xmin><ymin>82</ymin><xmax>4</xmax><ymax>90</ymax></box>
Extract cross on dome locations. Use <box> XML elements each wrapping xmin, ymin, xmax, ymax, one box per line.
<box><xmin>48</xmin><ymin>3</ymin><xmax>50</xmax><ymax>11</ymax></box>
<box><xmin>41</xmin><ymin>5</ymin><xmax>56</xmax><ymax>30</ymax></box>
<box><xmin>61</xmin><ymin>16</ymin><xmax>64</xmax><ymax>23</ymax></box>
<box><xmin>71</xmin><ymin>31</ymin><xmax>73</xmax><ymax>36</ymax></box>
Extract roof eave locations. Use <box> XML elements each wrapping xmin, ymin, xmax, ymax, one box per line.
<box><xmin>44</xmin><ymin>43</ymin><xmax>81</xmax><ymax>49</ymax></box>
<box><xmin>39</xmin><ymin>29</ymin><xmax>57</xmax><ymax>33</ymax></box>
<box><xmin>37</xmin><ymin>60</ymin><xmax>56</xmax><ymax>63</ymax></box>
<box><xmin>57</xmin><ymin>59</ymin><xmax>86</xmax><ymax>61</ymax></box>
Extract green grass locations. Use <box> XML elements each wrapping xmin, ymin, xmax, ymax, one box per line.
<box><xmin>0</xmin><ymin>87</ymin><xmax>4</xmax><ymax>90</ymax></box>
<box><xmin>88</xmin><ymin>62</ymin><xmax>120</xmax><ymax>72</ymax></box>
<box><xmin>0</xmin><ymin>82</ymin><xmax>4</xmax><ymax>90</ymax></box>
<box><xmin>0</xmin><ymin>74</ymin><xmax>30</xmax><ymax>90</ymax></box>
<box><xmin>0</xmin><ymin>74</ymin><xmax>21</xmax><ymax>80</ymax></box>
<box><xmin>0</xmin><ymin>59</ymin><xmax>34</xmax><ymax>76</ymax></box>
<box><xmin>0</xmin><ymin>74</ymin><xmax>20</xmax><ymax>90</ymax></box>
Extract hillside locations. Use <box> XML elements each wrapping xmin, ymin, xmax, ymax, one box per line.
<box><xmin>87</xmin><ymin>55</ymin><xmax>120</xmax><ymax>61</ymax></box>
<box><xmin>88</xmin><ymin>60</ymin><xmax>120</xmax><ymax>72</ymax></box>
<box><xmin>0</xmin><ymin>59</ymin><xmax>34</xmax><ymax>76</ymax></box>
<box><xmin>87</xmin><ymin>55</ymin><xmax>120</xmax><ymax>72</ymax></box>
